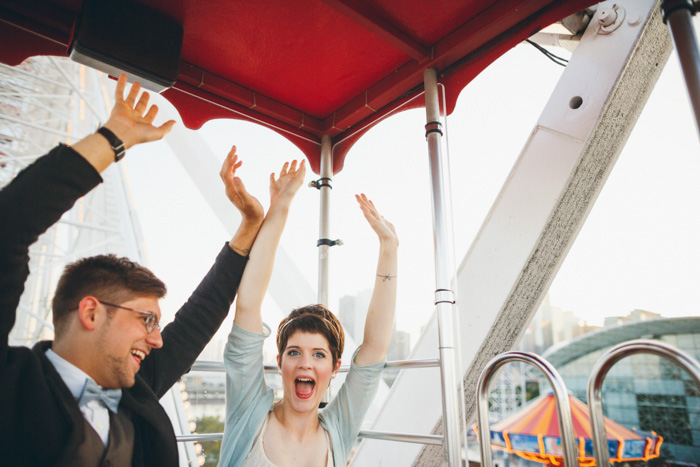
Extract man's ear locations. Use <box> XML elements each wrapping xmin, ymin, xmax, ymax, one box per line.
<box><xmin>77</xmin><ymin>296</ymin><xmax>100</xmax><ymax>330</ymax></box>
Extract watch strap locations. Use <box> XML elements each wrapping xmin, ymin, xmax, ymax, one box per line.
<box><xmin>97</xmin><ymin>127</ymin><xmax>126</xmax><ymax>162</ymax></box>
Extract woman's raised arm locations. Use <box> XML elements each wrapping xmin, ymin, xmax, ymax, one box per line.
<box><xmin>232</xmin><ymin>158</ymin><xmax>306</xmax><ymax>333</ymax></box>
<box><xmin>354</xmin><ymin>194</ymin><xmax>399</xmax><ymax>366</ymax></box>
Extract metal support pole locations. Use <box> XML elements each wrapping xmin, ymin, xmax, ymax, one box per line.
<box><xmin>317</xmin><ymin>135</ymin><xmax>333</xmax><ymax>305</ymax></box>
<box><xmin>423</xmin><ymin>67</ymin><xmax>466</xmax><ymax>466</ymax></box>
<box><xmin>587</xmin><ymin>339</ymin><xmax>700</xmax><ymax>466</ymax></box>
<box><xmin>476</xmin><ymin>352</ymin><xmax>578</xmax><ymax>467</ymax></box>
<box><xmin>661</xmin><ymin>0</ymin><xmax>700</xmax><ymax>138</ymax></box>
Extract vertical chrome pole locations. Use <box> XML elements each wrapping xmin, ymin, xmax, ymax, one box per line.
<box><xmin>317</xmin><ymin>135</ymin><xmax>333</xmax><ymax>305</ymax></box>
<box><xmin>424</xmin><ymin>67</ymin><xmax>466</xmax><ymax>466</ymax></box>
<box><xmin>662</xmin><ymin>0</ymin><xmax>700</xmax><ymax>138</ymax></box>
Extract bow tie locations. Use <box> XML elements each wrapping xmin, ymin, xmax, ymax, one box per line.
<box><xmin>78</xmin><ymin>379</ymin><xmax>122</xmax><ymax>414</ymax></box>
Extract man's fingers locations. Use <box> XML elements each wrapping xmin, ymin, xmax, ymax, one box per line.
<box><xmin>222</xmin><ymin>149</ymin><xmax>237</xmax><ymax>174</ymax></box>
<box><xmin>115</xmin><ymin>74</ymin><xmax>127</xmax><ymax>102</ymax></box>
<box><xmin>125</xmin><ymin>81</ymin><xmax>141</xmax><ymax>106</ymax></box>
<box><xmin>135</xmin><ymin>92</ymin><xmax>150</xmax><ymax>116</ymax></box>
<box><xmin>144</xmin><ymin>105</ymin><xmax>159</xmax><ymax>124</ymax></box>
<box><xmin>157</xmin><ymin>119</ymin><xmax>176</xmax><ymax>136</ymax></box>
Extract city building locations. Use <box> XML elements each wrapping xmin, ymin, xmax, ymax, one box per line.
<box><xmin>338</xmin><ymin>289</ymin><xmax>372</xmax><ymax>342</ymax></box>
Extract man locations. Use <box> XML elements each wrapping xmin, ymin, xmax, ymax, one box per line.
<box><xmin>0</xmin><ymin>74</ymin><xmax>264</xmax><ymax>466</ymax></box>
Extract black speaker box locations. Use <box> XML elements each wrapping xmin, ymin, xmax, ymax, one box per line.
<box><xmin>70</xmin><ymin>0</ymin><xmax>182</xmax><ymax>92</ymax></box>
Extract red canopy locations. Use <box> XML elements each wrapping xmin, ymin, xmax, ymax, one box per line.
<box><xmin>0</xmin><ymin>0</ymin><xmax>594</xmax><ymax>173</ymax></box>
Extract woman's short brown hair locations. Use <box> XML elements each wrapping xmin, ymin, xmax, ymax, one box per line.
<box><xmin>276</xmin><ymin>304</ymin><xmax>345</xmax><ymax>367</ymax></box>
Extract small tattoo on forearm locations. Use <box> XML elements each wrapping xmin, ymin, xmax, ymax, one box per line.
<box><xmin>377</xmin><ymin>273</ymin><xmax>396</xmax><ymax>282</ymax></box>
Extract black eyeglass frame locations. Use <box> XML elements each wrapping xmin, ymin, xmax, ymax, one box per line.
<box><xmin>99</xmin><ymin>300</ymin><xmax>161</xmax><ymax>333</ymax></box>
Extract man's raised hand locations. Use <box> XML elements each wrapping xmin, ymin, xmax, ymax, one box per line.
<box><xmin>103</xmin><ymin>74</ymin><xmax>176</xmax><ymax>149</ymax></box>
<box><xmin>220</xmin><ymin>145</ymin><xmax>264</xmax><ymax>226</ymax></box>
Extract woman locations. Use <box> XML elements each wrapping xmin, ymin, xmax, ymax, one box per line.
<box><xmin>218</xmin><ymin>151</ymin><xmax>398</xmax><ymax>467</ymax></box>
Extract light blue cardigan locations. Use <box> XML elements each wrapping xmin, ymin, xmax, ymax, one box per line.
<box><xmin>219</xmin><ymin>323</ymin><xmax>385</xmax><ymax>467</ymax></box>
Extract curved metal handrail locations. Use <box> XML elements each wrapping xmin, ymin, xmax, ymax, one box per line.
<box><xmin>587</xmin><ymin>339</ymin><xmax>700</xmax><ymax>465</ymax></box>
<box><xmin>476</xmin><ymin>351</ymin><xmax>578</xmax><ymax>467</ymax></box>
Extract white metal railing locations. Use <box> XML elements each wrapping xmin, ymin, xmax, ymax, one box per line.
<box><xmin>178</xmin><ymin>358</ymin><xmax>443</xmax><ymax>446</ymax></box>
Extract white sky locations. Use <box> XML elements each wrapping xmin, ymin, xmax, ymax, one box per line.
<box><xmin>121</xmin><ymin>30</ymin><xmax>699</xmax><ymax>353</ymax></box>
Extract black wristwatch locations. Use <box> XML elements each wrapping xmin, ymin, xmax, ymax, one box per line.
<box><xmin>97</xmin><ymin>127</ymin><xmax>126</xmax><ymax>162</ymax></box>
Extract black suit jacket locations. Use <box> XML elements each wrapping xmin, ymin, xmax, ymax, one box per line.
<box><xmin>0</xmin><ymin>145</ymin><xmax>247</xmax><ymax>466</ymax></box>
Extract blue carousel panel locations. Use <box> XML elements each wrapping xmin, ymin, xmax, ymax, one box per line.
<box><xmin>584</xmin><ymin>438</ymin><xmax>595</xmax><ymax>457</ymax></box>
<box><xmin>490</xmin><ymin>431</ymin><xmax>507</xmax><ymax>447</ymax></box>
<box><xmin>622</xmin><ymin>439</ymin><xmax>646</xmax><ymax>458</ymax></box>
<box><xmin>608</xmin><ymin>439</ymin><xmax>620</xmax><ymax>458</ymax></box>
<box><xmin>544</xmin><ymin>436</ymin><xmax>564</xmax><ymax>455</ymax></box>
<box><xmin>509</xmin><ymin>433</ymin><xmax>541</xmax><ymax>453</ymax></box>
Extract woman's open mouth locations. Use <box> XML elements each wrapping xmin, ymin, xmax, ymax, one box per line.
<box><xmin>295</xmin><ymin>377</ymin><xmax>315</xmax><ymax>399</ymax></box>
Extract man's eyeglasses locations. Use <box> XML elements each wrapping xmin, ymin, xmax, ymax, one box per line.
<box><xmin>99</xmin><ymin>300</ymin><xmax>161</xmax><ymax>333</ymax></box>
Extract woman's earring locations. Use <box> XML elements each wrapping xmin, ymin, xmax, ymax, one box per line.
<box><xmin>277</xmin><ymin>368</ymin><xmax>282</xmax><ymax>374</ymax></box>
<box><xmin>331</xmin><ymin>373</ymin><xmax>336</xmax><ymax>379</ymax></box>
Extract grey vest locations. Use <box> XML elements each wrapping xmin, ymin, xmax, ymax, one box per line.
<box><xmin>56</xmin><ymin>409</ymin><xmax>135</xmax><ymax>466</ymax></box>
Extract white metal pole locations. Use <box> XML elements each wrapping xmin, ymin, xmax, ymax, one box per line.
<box><xmin>317</xmin><ymin>135</ymin><xmax>334</xmax><ymax>406</ymax></box>
<box><xmin>662</xmin><ymin>0</ymin><xmax>700</xmax><ymax>139</ymax></box>
<box><xmin>423</xmin><ymin>67</ymin><xmax>466</xmax><ymax>466</ymax></box>
<box><xmin>317</xmin><ymin>135</ymin><xmax>333</xmax><ymax>306</ymax></box>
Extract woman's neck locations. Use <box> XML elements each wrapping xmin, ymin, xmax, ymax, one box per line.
<box><xmin>272</xmin><ymin>400</ymin><xmax>320</xmax><ymax>441</ymax></box>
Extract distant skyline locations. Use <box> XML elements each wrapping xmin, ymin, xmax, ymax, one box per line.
<box><xmin>122</xmin><ymin>32</ymin><xmax>699</xmax><ymax>353</ymax></box>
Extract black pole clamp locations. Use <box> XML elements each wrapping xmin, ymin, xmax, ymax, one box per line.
<box><xmin>660</xmin><ymin>0</ymin><xmax>696</xmax><ymax>23</ymax></box>
<box><xmin>317</xmin><ymin>238</ymin><xmax>343</xmax><ymax>247</ymax></box>
<box><xmin>425</xmin><ymin>120</ymin><xmax>443</xmax><ymax>139</ymax></box>
<box><xmin>309</xmin><ymin>177</ymin><xmax>332</xmax><ymax>189</ymax></box>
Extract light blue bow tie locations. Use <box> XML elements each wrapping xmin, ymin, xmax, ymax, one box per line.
<box><xmin>78</xmin><ymin>379</ymin><xmax>122</xmax><ymax>414</ymax></box>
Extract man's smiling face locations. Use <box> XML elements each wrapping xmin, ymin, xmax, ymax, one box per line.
<box><xmin>93</xmin><ymin>296</ymin><xmax>163</xmax><ymax>388</ymax></box>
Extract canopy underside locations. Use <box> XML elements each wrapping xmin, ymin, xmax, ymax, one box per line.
<box><xmin>0</xmin><ymin>0</ymin><xmax>594</xmax><ymax>172</ymax></box>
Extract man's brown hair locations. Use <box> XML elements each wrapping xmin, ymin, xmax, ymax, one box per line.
<box><xmin>276</xmin><ymin>304</ymin><xmax>345</xmax><ymax>367</ymax></box>
<box><xmin>52</xmin><ymin>254</ymin><xmax>166</xmax><ymax>336</ymax></box>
